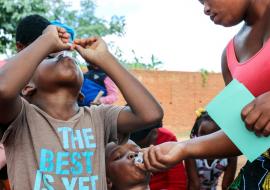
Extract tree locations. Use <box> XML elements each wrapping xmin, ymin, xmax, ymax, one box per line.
<box><xmin>0</xmin><ymin>0</ymin><xmax>48</xmax><ymax>54</ymax></box>
<box><xmin>114</xmin><ymin>48</ymin><xmax>163</xmax><ymax>70</ymax></box>
<box><xmin>46</xmin><ymin>0</ymin><xmax>125</xmax><ymax>38</ymax></box>
<box><xmin>0</xmin><ymin>0</ymin><xmax>163</xmax><ymax>70</ymax></box>
<box><xmin>200</xmin><ymin>68</ymin><xmax>209</xmax><ymax>87</ymax></box>
<box><xmin>0</xmin><ymin>0</ymin><xmax>125</xmax><ymax>54</ymax></box>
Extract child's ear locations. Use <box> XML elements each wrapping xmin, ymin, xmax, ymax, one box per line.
<box><xmin>78</xmin><ymin>91</ymin><xmax>85</xmax><ymax>102</ymax></box>
<box><xmin>21</xmin><ymin>83</ymin><xmax>36</xmax><ymax>97</ymax></box>
<box><xmin>16</xmin><ymin>42</ymin><xmax>26</xmax><ymax>52</ymax></box>
<box><xmin>106</xmin><ymin>177</ymin><xmax>113</xmax><ymax>190</ymax></box>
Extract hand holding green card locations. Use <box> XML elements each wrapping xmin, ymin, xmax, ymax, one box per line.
<box><xmin>206</xmin><ymin>79</ymin><xmax>270</xmax><ymax>162</ymax></box>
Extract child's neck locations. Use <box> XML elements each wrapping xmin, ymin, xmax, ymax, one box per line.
<box><xmin>30</xmin><ymin>89</ymin><xmax>80</xmax><ymax>120</ymax></box>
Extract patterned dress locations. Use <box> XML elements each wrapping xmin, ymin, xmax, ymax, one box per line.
<box><xmin>196</xmin><ymin>158</ymin><xmax>228</xmax><ymax>190</ymax></box>
<box><xmin>229</xmin><ymin>152</ymin><xmax>270</xmax><ymax>190</ymax></box>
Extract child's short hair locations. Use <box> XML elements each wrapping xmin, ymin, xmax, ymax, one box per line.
<box><xmin>87</xmin><ymin>64</ymin><xmax>95</xmax><ymax>71</ymax></box>
<box><xmin>16</xmin><ymin>14</ymin><xmax>50</xmax><ymax>45</ymax></box>
<box><xmin>190</xmin><ymin>109</ymin><xmax>217</xmax><ymax>138</ymax></box>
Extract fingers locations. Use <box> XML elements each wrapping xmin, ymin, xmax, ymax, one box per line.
<box><xmin>153</xmin><ymin>147</ymin><xmax>171</xmax><ymax>170</ymax></box>
<box><xmin>241</xmin><ymin>101</ymin><xmax>255</xmax><ymax>121</ymax></box>
<box><xmin>74</xmin><ymin>45</ymin><xmax>85</xmax><ymax>56</ymax></box>
<box><xmin>57</xmin><ymin>28</ymin><xmax>70</xmax><ymax>44</ymax></box>
<box><xmin>59</xmin><ymin>33</ymin><xmax>69</xmax><ymax>40</ymax></box>
<box><xmin>56</xmin><ymin>26</ymin><xmax>66</xmax><ymax>33</ymax></box>
<box><xmin>241</xmin><ymin>93</ymin><xmax>270</xmax><ymax>136</ymax></box>
<box><xmin>62</xmin><ymin>43</ymin><xmax>72</xmax><ymax>51</ymax></box>
<box><xmin>60</xmin><ymin>38</ymin><xmax>69</xmax><ymax>44</ymax></box>
<box><xmin>139</xmin><ymin>146</ymin><xmax>169</xmax><ymax>172</ymax></box>
<box><xmin>243</xmin><ymin>107</ymin><xmax>261</xmax><ymax>131</ymax></box>
<box><xmin>262</xmin><ymin>122</ymin><xmax>270</xmax><ymax>137</ymax></box>
<box><xmin>56</xmin><ymin>26</ymin><xmax>69</xmax><ymax>40</ymax></box>
<box><xmin>141</xmin><ymin>147</ymin><xmax>150</xmax><ymax>171</ymax></box>
<box><xmin>143</xmin><ymin>145</ymin><xmax>163</xmax><ymax>172</ymax></box>
<box><xmin>74</xmin><ymin>37</ymin><xmax>98</xmax><ymax>48</ymax></box>
<box><xmin>253</xmin><ymin>114</ymin><xmax>269</xmax><ymax>136</ymax></box>
<box><xmin>136</xmin><ymin>162</ymin><xmax>147</xmax><ymax>172</ymax></box>
<box><xmin>242</xmin><ymin>101</ymin><xmax>258</xmax><ymax>131</ymax></box>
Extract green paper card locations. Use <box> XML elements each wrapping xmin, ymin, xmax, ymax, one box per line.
<box><xmin>206</xmin><ymin>79</ymin><xmax>270</xmax><ymax>162</ymax></box>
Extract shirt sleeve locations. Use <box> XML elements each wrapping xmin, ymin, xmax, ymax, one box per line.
<box><xmin>99</xmin><ymin>77</ymin><xmax>118</xmax><ymax>104</ymax></box>
<box><xmin>94</xmin><ymin>104</ymin><xmax>126</xmax><ymax>144</ymax></box>
<box><xmin>1</xmin><ymin>98</ymin><xmax>27</xmax><ymax>145</ymax></box>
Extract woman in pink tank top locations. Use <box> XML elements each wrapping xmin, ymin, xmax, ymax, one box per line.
<box><xmin>137</xmin><ymin>1</ymin><xmax>270</xmax><ymax>190</ymax></box>
<box><xmin>190</xmin><ymin>1</ymin><xmax>270</xmax><ymax>189</ymax></box>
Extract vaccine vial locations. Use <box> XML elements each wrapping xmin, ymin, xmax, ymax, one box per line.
<box><xmin>134</xmin><ymin>152</ymin><xmax>144</xmax><ymax>164</ymax></box>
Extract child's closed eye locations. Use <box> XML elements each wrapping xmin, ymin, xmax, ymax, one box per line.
<box><xmin>46</xmin><ymin>55</ymin><xmax>55</xmax><ymax>59</ymax></box>
<box><xmin>113</xmin><ymin>153</ymin><xmax>124</xmax><ymax>161</ymax></box>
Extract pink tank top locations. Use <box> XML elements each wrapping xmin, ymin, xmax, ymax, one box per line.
<box><xmin>226</xmin><ymin>38</ymin><xmax>270</xmax><ymax>97</ymax></box>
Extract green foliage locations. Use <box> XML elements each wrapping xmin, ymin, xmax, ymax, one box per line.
<box><xmin>200</xmin><ymin>68</ymin><xmax>209</xmax><ymax>87</ymax></box>
<box><xmin>46</xmin><ymin>0</ymin><xmax>125</xmax><ymax>38</ymax></box>
<box><xmin>0</xmin><ymin>0</ymin><xmax>163</xmax><ymax>70</ymax></box>
<box><xmin>119</xmin><ymin>49</ymin><xmax>163</xmax><ymax>70</ymax></box>
<box><xmin>0</xmin><ymin>0</ymin><xmax>48</xmax><ymax>54</ymax></box>
<box><xmin>0</xmin><ymin>0</ymin><xmax>125</xmax><ymax>54</ymax></box>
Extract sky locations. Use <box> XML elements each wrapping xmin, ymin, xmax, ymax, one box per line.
<box><xmin>0</xmin><ymin>0</ymin><xmax>241</xmax><ymax>73</ymax></box>
<box><xmin>94</xmin><ymin>0</ymin><xmax>242</xmax><ymax>72</ymax></box>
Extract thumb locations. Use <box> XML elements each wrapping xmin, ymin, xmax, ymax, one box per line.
<box><xmin>75</xmin><ymin>44</ymin><xmax>86</xmax><ymax>57</ymax></box>
<box><xmin>62</xmin><ymin>43</ymin><xmax>72</xmax><ymax>51</ymax></box>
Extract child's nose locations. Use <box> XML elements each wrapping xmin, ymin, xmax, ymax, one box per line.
<box><xmin>204</xmin><ymin>2</ymin><xmax>211</xmax><ymax>16</ymax></box>
<box><xmin>128</xmin><ymin>152</ymin><xmax>138</xmax><ymax>160</ymax></box>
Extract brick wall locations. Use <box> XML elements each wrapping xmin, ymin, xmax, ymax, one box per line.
<box><xmin>116</xmin><ymin>70</ymin><xmax>225</xmax><ymax>138</ymax></box>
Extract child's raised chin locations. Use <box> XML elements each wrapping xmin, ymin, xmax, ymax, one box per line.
<box><xmin>21</xmin><ymin>52</ymin><xmax>84</xmax><ymax>117</ymax></box>
<box><xmin>105</xmin><ymin>140</ymin><xmax>150</xmax><ymax>190</ymax></box>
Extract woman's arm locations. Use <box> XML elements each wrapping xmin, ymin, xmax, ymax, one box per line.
<box><xmin>139</xmin><ymin>131</ymin><xmax>241</xmax><ymax>172</ymax></box>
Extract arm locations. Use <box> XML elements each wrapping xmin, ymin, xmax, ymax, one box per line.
<box><xmin>74</xmin><ymin>38</ymin><xmax>163</xmax><ymax>134</ymax></box>
<box><xmin>139</xmin><ymin>131</ymin><xmax>241</xmax><ymax>172</ymax></box>
<box><xmin>139</xmin><ymin>48</ymin><xmax>239</xmax><ymax>171</ymax></box>
<box><xmin>0</xmin><ymin>26</ymin><xmax>70</xmax><ymax>125</ymax></box>
<box><xmin>99</xmin><ymin>77</ymin><xmax>118</xmax><ymax>104</ymax></box>
<box><xmin>185</xmin><ymin>159</ymin><xmax>200</xmax><ymax>190</ymax></box>
<box><xmin>222</xmin><ymin>157</ymin><xmax>237</xmax><ymax>190</ymax></box>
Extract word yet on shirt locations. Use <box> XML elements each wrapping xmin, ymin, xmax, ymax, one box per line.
<box><xmin>34</xmin><ymin>127</ymin><xmax>98</xmax><ymax>190</ymax></box>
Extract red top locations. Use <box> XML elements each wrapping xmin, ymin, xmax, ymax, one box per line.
<box><xmin>150</xmin><ymin>128</ymin><xmax>187</xmax><ymax>190</ymax></box>
<box><xmin>226</xmin><ymin>38</ymin><xmax>270</xmax><ymax>97</ymax></box>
